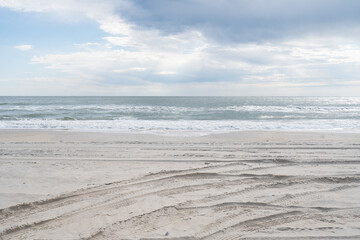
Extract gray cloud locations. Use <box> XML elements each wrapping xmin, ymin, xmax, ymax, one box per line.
<box><xmin>118</xmin><ymin>0</ymin><xmax>360</xmax><ymax>43</ymax></box>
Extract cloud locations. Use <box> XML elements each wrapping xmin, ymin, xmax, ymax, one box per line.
<box><xmin>0</xmin><ymin>0</ymin><xmax>133</xmax><ymax>35</ymax></box>
<box><xmin>119</xmin><ymin>0</ymin><xmax>360</xmax><ymax>43</ymax></box>
<box><xmin>4</xmin><ymin>0</ymin><xmax>360</xmax><ymax>43</ymax></box>
<box><xmin>14</xmin><ymin>44</ymin><xmax>33</xmax><ymax>51</ymax></box>
<box><xmin>3</xmin><ymin>0</ymin><xmax>360</xmax><ymax>46</ymax></box>
<box><xmin>2</xmin><ymin>0</ymin><xmax>360</xmax><ymax>95</ymax></box>
<box><xmin>30</xmin><ymin>34</ymin><xmax>360</xmax><ymax>87</ymax></box>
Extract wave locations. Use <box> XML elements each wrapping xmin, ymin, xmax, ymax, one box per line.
<box><xmin>1</xmin><ymin>104</ymin><xmax>360</xmax><ymax>115</ymax></box>
<box><xmin>0</xmin><ymin>119</ymin><xmax>359</xmax><ymax>136</ymax></box>
<box><xmin>0</xmin><ymin>104</ymin><xmax>195</xmax><ymax>113</ymax></box>
<box><xmin>215</xmin><ymin>105</ymin><xmax>360</xmax><ymax>114</ymax></box>
<box><xmin>61</xmin><ymin>117</ymin><xmax>77</xmax><ymax>121</ymax></box>
<box><xmin>0</xmin><ymin>116</ymin><xmax>19</xmax><ymax>120</ymax></box>
<box><xmin>0</xmin><ymin>102</ymin><xmax>30</xmax><ymax>106</ymax></box>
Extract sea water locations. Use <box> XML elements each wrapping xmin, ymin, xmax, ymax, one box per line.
<box><xmin>1</xmin><ymin>96</ymin><xmax>360</xmax><ymax>135</ymax></box>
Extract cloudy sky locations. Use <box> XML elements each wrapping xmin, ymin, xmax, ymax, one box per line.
<box><xmin>1</xmin><ymin>0</ymin><xmax>360</xmax><ymax>96</ymax></box>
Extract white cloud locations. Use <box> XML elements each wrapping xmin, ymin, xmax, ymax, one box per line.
<box><xmin>30</xmin><ymin>35</ymin><xmax>360</xmax><ymax>89</ymax></box>
<box><xmin>113</xmin><ymin>67</ymin><xmax>146</xmax><ymax>73</ymax></box>
<box><xmin>31</xmin><ymin>25</ymin><xmax>209</xmax><ymax>83</ymax></box>
<box><xmin>156</xmin><ymin>71</ymin><xmax>177</xmax><ymax>75</ymax></box>
<box><xmin>0</xmin><ymin>0</ymin><xmax>132</xmax><ymax>34</ymax></box>
<box><xmin>14</xmin><ymin>44</ymin><xmax>33</xmax><ymax>51</ymax></box>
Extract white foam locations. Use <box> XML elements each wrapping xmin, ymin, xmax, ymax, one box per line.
<box><xmin>1</xmin><ymin>119</ymin><xmax>360</xmax><ymax>136</ymax></box>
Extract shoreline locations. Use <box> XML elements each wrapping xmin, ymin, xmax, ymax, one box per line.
<box><xmin>1</xmin><ymin>130</ymin><xmax>360</xmax><ymax>239</ymax></box>
<box><xmin>1</xmin><ymin>127</ymin><xmax>360</xmax><ymax>136</ymax></box>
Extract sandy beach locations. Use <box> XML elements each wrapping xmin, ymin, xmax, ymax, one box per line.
<box><xmin>0</xmin><ymin>130</ymin><xmax>360</xmax><ymax>239</ymax></box>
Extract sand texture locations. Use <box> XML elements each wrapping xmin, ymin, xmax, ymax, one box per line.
<box><xmin>0</xmin><ymin>130</ymin><xmax>360</xmax><ymax>239</ymax></box>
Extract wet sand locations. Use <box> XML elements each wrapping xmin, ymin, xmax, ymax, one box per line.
<box><xmin>0</xmin><ymin>130</ymin><xmax>360</xmax><ymax>239</ymax></box>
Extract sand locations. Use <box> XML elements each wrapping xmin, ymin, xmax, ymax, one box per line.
<box><xmin>0</xmin><ymin>130</ymin><xmax>360</xmax><ymax>239</ymax></box>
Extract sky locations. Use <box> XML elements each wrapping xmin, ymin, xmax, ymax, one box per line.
<box><xmin>1</xmin><ymin>0</ymin><xmax>360</xmax><ymax>96</ymax></box>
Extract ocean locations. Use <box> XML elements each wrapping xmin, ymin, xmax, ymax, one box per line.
<box><xmin>1</xmin><ymin>96</ymin><xmax>360</xmax><ymax>135</ymax></box>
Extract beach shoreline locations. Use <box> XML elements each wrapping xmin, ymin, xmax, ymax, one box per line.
<box><xmin>1</xmin><ymin>130</ymin><xmax>360</xmax><ymax>239</ymax></box>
